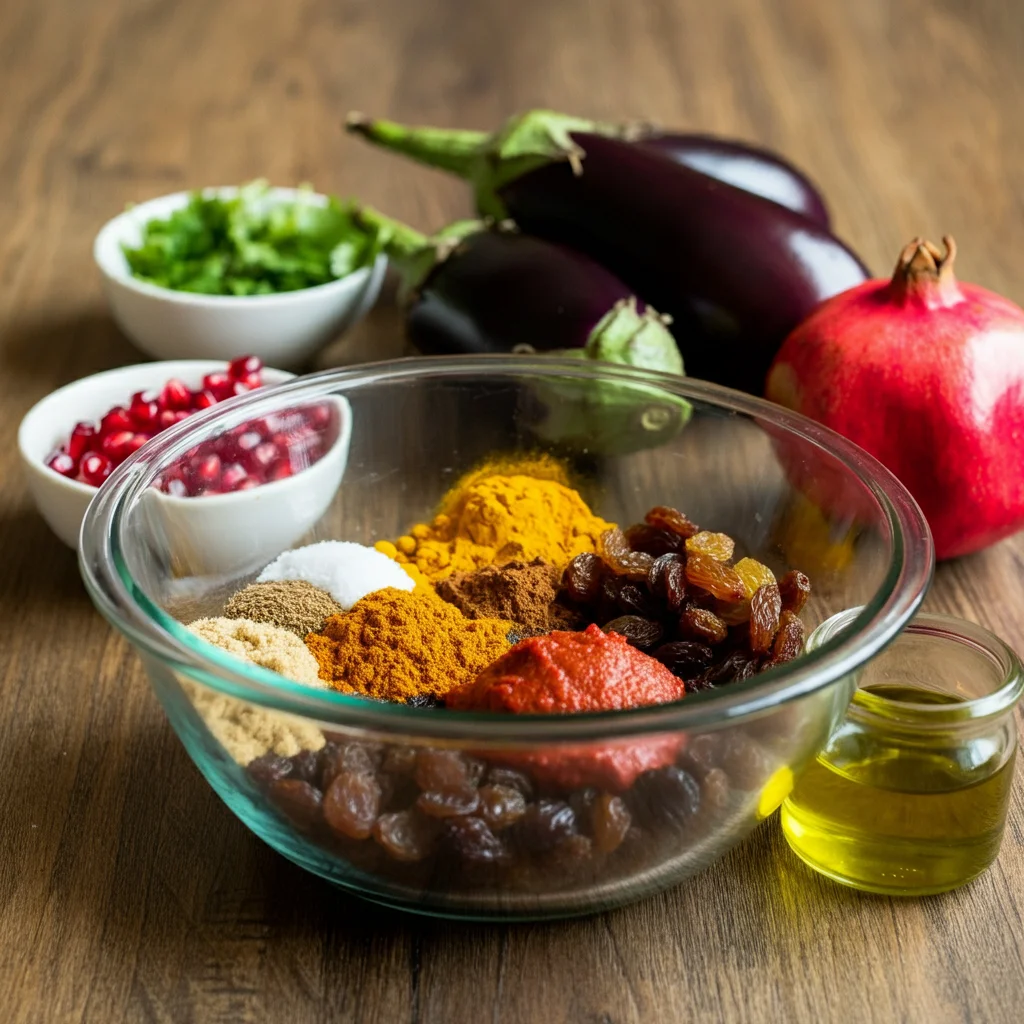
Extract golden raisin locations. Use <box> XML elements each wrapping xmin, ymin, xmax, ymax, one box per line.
<box><xmin>685</xmin><ymin>553</ymin><xmax>747</xmax><ymax>603</ymax></box>
<box><xmin>685</xmin><ymin>531</ymin><xmax>735</xmax><ymax>562</ymax></box>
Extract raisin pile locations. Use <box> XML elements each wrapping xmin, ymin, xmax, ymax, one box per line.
<box><xmin>560</xmin><ymin>506</ymin><xmax>810</xmax><ymax>691</ymax></box>
<box><xmin>245</xmin><ymin>723</ymin><xmax>787</xmax><ymax>895</ymax></box>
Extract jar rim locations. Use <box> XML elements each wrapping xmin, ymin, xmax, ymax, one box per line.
<box><xmin>807</xmin><ymin>609</ymin><xmax>1024</xmax><ymax>726</ymax></box>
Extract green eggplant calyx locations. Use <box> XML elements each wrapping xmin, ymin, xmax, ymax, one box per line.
<box><xmin>354</xmin><ymin>206</ymin><xmax>483</xmax><ymax>298</ymax></box>
<box><xmin>582</xmin><ymin>297</ymin><xmax>683</xmax><ymax>375</ymax></box>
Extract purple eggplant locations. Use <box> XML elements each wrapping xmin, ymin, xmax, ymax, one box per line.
<box><xmin>347</xmin><ymin>111</ymin><xmax>869</xmax><ymax>394</ymax></box>
<box><xmin>357</xmin><ymin>208</ymin><xmax>691</xmax><ymax>454</ymax></box>
<box><xmin>630</xmin><ymin>131</ymin><xmax>830</xmax><ymax>228</ymax></box>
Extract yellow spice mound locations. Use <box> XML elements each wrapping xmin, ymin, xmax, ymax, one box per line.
<box><xmin>388</xmin><ymin>471</ymin><xmax>613</xmax><ymax>581</ymax></box>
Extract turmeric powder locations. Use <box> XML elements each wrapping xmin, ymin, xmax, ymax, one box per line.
<box><xmin>305</xmin><ymin>587</ymin><xmax>514</xmax><ymax>702</ymax></box>
<box><xmin>387</xmin><ymin>457</ymin><xmax>613</xmax><ymax>581</ymax></box>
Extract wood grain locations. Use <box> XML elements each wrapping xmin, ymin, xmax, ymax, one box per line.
<box><xmin>2</xmin><ymin>0</ymin><xmax>1024</xmax><ymax>1020</ymax></box>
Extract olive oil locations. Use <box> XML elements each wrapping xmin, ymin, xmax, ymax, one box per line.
<box><xmin>781</xmin><ymin>684</ymin><xmax>1016</xmax><ymax>895</ymax></box>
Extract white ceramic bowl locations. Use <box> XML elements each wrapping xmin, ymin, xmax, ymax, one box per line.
<box><xmin>18</xmin><ymin>361</ymin><xmax>352</xmax><ymax>560</ymax></box>
<box><xmin>93</xmin><ymin>187</ymin><xmax>387</xmax><ymax>368</ymax></box>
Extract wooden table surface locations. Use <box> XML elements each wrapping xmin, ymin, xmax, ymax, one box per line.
<box><xmin>3</xmin><ymin>0</ymin><xmax>1024</xmax><ymax>1020</ymax></box>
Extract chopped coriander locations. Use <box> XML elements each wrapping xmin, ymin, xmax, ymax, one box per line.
<box><xmin>121</xmin><ymin>180</ymin><xmax>377</xmax><ymax>296</ymax></box>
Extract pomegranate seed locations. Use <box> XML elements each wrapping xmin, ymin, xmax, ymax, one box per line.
<box><xmin>228</xmin><ymin>355</ymin><xmax>262</xmax><ymax>381</ymax></box>
<box><xmin>160</xmin><ymin>379</ymin><xmax>192</xmax><ymax>411</ymax></box>
<box><xmin>236</xmin><ymin>430</ymin><xmax>261</xmax><ymax>452</ymax></box>
<box><xmin>229</xmin><ymin>380</ymin><xmax>252</xmax><ymax>398</ymax></box>
<box><xmin>195</xmin><ymin>453</ymin><xmax>222</xmax><ymax>482</ymax></box>
<box><xmin>100</xmin><ymin>407</ymin><xmax>133</xmax><ymax>437</ymax></box>
<box><xmin>80</xmin><ymin>452</ymin><xmax>113</xmax><ymax>487</ymax></box>
<box><xmin>220</xmin><ymin>463</ymin><xmax>248</xmax><ymax>490</ymax></box>
<box><xmin>164</xmin><ymin>478</ymin><xmax>188</xmax><ymax>497</ymax></box>
<box><xmin>249</xmin><ymin>442</ymin><xmax>279</xmax><ymax>473</ymax></box>
<box><xmin>234</xmin><ymin>477</ymin><xmax>260</xmax><ymax>490</ymax></box>
<box><xmin>100</xmin><ymin>430</ymin><xmax>137</xmax><ymax>463</ymax></box>
<box><xmin>173</xmin><ymin>410</ymin><xmax>191</xmax><ymax>423</ymax></box>
<box><xmin>192</xmin><ymin>389</ymin><xmax>217</xmax><ymax>410</ymax></box>
<box><xmin>308</xmin><ymin>403</ymin><xmax>333</xmax><ymax>430</ymax></box>
<box><xmin>129</xmin><ymin>391</ymin><xmax>160</xmax><ymax>431</ymax></box>
<box><xmin>202</xmin><ymin>372</ymin><xmax>233</xmax><ymax>400</ymax></box>
<box><xmin>157</xmin><ymin>410</ymin><xmax>178</xmax><ymax>430</ymax></box>
<box><xmin>238</xmin><ymin>372</ymin><xmax>262</xmax><ymax>391</ymax></box>
<box><xmin>46</xmin><ymin>450</ymin><xmax>77</xmax><ymax>477</ymax></box>
<box><xmin>267</xmin><ymin>460</ymin><xmax>293</xmax><ymax>482</ymax></box>
<box><xmin>125</xmin><ymin>433</ymin><xmax>151</xmax><ymax>456</ymax></box>
<box><xmin>68</xmin><ymin>422</ymin><xmax>97</xmax><ymax>461</ymax></box>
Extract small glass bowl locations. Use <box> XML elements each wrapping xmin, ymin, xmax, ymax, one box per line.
<box><xmin>782</xmin><ymin>610</ymin><xmax>1024</xmax><ymax>895</ymax></box>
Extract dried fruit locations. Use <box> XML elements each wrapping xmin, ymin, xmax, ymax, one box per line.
<box><xmin>771</xmin><ymin>611</ymin><xmax>806</xmax><ymax>663</ymax></box>
<box><xmin>563</xmin><ymin>552</ymin><xmax>604</xmax><ymax>604</ymax></box>
<box><xmin>616</xmin><ymin>582</ymin><xmax>659</xmax><ymax>618</ymax></box>
<box><xmin>415</xmin><ymin>749</ymin><xmax>472</xmax><ymax>792</ymax></box>
<box><xmin>603</xmin><ymin>615</ymin><xmax>664</xmax><ymax>650</ymax></box>
<box><xmin>648</xmin><ymin>553</ymin><xmax>687</xmax><ymax>612</ymax></box>
<box><xmin>685</xmin><ymin>531</ymin><xmax>735</xmax><ymax>562</ymax></box>
<box><xmin>623</xmin><ymin>524</ymin><xmax>685</xmax><ymax>556</ymax></box>
<box><xmin>323</xmin><ymin>771</ymin><xmax>382</xmax><ymax>839</ymax></box>
<box><xmin>749</xmin><ymin>583</ymin><xmax>783</xmax><ymax>653</ymax></box>
<box><xmin>484</xmin><ymin>766</ymin><xmax>535</xmax><ymax>799</ymax></box>
<box><xmin>733</xmin><ymin>557</ymin><xmax>777</xmax><ymax>598</ymax></box>
<box><xmin>679</xmin><ymin>606</ymin><xmax>728</xmax><ymax>644</ymax></box>
<box><xmin>518</xmin><ymin>800</ymin><xmax>578</xmax><ymax>852</ymax></box>
<box><xmin>416</xmin><ymin>786</ymin><xmax>481</xmax><ymax>819</ymax></box>
<box><xmin>444</xmin><ymin>817</ymin><xmax>510</xmax><ymax>864</ymax></box>
<box><xmin>591</xmin><ymin>793</ymin><xmax>632</xmax><ymax>852</ymax></box>
<box><xmin>685</xmin><ymin>552</ymin><xmax>747</xmax><ymax>602</ymax></box>
<box><xmin>779</xmin><ymin>570</ymin><xmax>811</xmax><ymax>614</ymax></box>
<box><xmin>477</xmin><ymin>785</ymin><xmax>528</xmax><ymax>830</ymax></box>
<box><xmin>645</xmin><ymin>506</ymin><xmax>700</xmax><ymax>538</ymax></box>
<box><xmin>373</xmin><ymin>810</ymin><xmax>438</xmax><ymax>862</ymax></box>
<box><xmin>652</xmin><ymin>641</ymin><xmax>715</xmax><ymax>679</ymax></box>
<box><xmin>247</xmin><ymin>752</ymin><xmax>294</xmax><ymax>786</ymax></box>
<box><xmin>268</xmin><ymin>778</ymin><xmax>323</xmax><ymax>829</ymax></box>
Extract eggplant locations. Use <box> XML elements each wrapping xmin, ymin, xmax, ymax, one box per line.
<box><xmin>631</xmin><ymin>132</ymin><xmax>830</xmax><ymax>228</ymax></box>
<box><xmin>347</xmin><ymin>111</ymin><xmax>870</xmax><ymax>394</ymax></box>
<box><xmin>359</xmin><ymin>208</ymin><xmax>691</xmax><ymax>454</ymax></box>
<box><xmin>348</xmin><ymin>112</ymin><xmax>831</xmax><ymax>228</ymax></box>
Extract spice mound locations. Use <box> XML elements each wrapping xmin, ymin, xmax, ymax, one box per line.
<box><xmin>395</xmin><ymin>468</ymin><xmax>613</xmax><ymax>581</ymax></box>
<box><xmin>306</xmin><ymin>587</ymin><xmax>515</xmax><ymax>702</ymax></box>
<box><xmin>258</xmin><ymin>541</ymin><xmax>414</xmax><ymax>610</ymax></box>
<box><xmin>225</xmin><ymin>580</ymin><xmax>343</xmax><ymax>638</ymax></box>
<box><xmin>435</xmin><ymin>558</ymin><xmax>583</xmax><ymax>635</ymax></box>
<box><xmin>188</xmin><ymin>617</ymin><xmax>321</xmax><ymax>685</ymax></box>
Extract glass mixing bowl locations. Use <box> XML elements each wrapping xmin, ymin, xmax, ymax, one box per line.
<box><xmin>79</xmin><ymin>356</ymin><xmax>933</xmax><ymax>919</ymax></box>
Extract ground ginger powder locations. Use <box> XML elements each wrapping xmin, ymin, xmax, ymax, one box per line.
<box><xmin>388</xmin><ymin>462</ymin><xmax>613</xmax><ymax>582</ymax></box>
<box><xmin>305</xmin><ymin>587</ymin><xmax>514</xmax><ymax>702</ymax></box>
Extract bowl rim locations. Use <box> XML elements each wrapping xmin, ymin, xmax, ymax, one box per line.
<box><xmin>93</xmin><ymin>185</ymin><xmax>381</xmax><ymax>308</ymax></box>
<box><xmin>78</xmin><ymin>355</ymin><xmax>935</xmax><ymax>743</ymax></box>
<box><xmin>18</xmin><ymin>360</ymin><xmax>295</xmax><ymax>498</ymax></box>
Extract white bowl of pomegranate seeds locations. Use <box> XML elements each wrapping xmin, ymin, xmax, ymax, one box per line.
<box><xmin>93</xmin><ymin>188</ymin><xmax>387</xmax><ymax>369</ymax></box>
<box><xmin>19</xmin><ymin>356</ymin><xmax>296</xmax><ymax>549</ymax></box>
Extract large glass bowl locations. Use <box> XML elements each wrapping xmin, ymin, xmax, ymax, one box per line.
<box><xmin>79</xmin><ymin>356</ymin><xmax>933</xmax><ymax>919</ymax></box>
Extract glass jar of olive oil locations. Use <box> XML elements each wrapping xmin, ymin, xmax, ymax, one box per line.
<box><xmin>782</xmin><ymin>612</ymin><xmax>1022</xmax><ymax>895</ymax></box>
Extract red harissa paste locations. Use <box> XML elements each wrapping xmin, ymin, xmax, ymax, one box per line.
<box><xmin>447</xmin><ymin>624</ymin><xmax>688</xmax><ymax>790</ymax></box>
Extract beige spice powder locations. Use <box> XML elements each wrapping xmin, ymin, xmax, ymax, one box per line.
<box><xmin>185</xmin><ymin>617</ymin><xmax>326</xmax><ymax>764</ymax></box>
<box><xmin>224</xmin><ymin>579</ymin><xmax>343</xmax><ymax>638</ymax></box>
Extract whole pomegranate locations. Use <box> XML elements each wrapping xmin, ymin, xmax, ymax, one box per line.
<box><xmin>766</xmin><ymin>237</ymin><xmax>1024</xmax><ymax>559</ymax></box>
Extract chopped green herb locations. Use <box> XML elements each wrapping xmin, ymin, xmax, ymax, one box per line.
<box><xmin>121</xmin><ymin>180</ymin><xmax>377</xmax><ymax>295</ymax></box>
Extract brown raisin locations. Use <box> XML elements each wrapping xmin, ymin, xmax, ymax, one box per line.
<box><xmin>382</xmin><ymin>745</ymin><xmax>419</xmax><ymax>776</ymax></box>
<box><xmin>685</xmin><ymin>552</ymin><xmax>747</xmax><ymax>602</ymax></box>
<box><xmin>323</xmin><ymin>771</ymin><xmax>381</xmax><ymax>839</ymax></box>
<box><xmin>679</xmin><ymin>606</ymin><xmax>728</xmax><ymax>644</ymax></box>
<box><xmin>649</xmin><ymin>553</ymin><xmax>687</xmax><ymax>612</ymax></box>
<box><xmin>685</xmin><ymin>531</ymin><xmax>735</xmax><ymax>562</ymax></box>
<box><xmin>603</xmin><ymin>615</ymin><xmax>664</xmax><ymax>650</ymax></box>
<box><xmin>478</xmin><ymin>785</ymin><xmax>528</xmax><ymax>830</ymax></box>
<box><xmin>652</xmin><ymin>641</ymin><xmax>715</xmax><ymax>678</ymax></box>
<box><xmin>518</xmin><ymin>800</ymin><xmax>578</xmax><ymax>852</ymax></box>
<box><xmin>444</xmin><ymin>817</ymin><xmax>511</xmax><ymax>864</ymax></box>
<box><xmin>771</xmin><ymin>611</ymin><xmax>806</xmax><ymax>663</ymax></box>
<box><xmin>247</xmin><ymin>753</ymin><xmax>294</xmax><ymax>786</ymax></box>
<box><xmin>268</xmin><ymin>779</ymin><xmax>323</xmax><ymax>829</ymax></box>
<box><xmin>779</xmin><ymin>570</ymin><xmax>811</xmax><ymax>614</ymax></box>
<box><xmin>485</xmin><ymin>766</ymin><xmax>536</xmax><ymax>799</ymax></box>
<box><xmin>599</xmin><ymin>527</ymin><xmax>654</xmax><ymax>580</ymax></box>
<box><xmin>624</xmin><ymin>523</ymin><xmax>685</xmax><ymax>556</ymax></box>
<box><xmin>616</xmin><ymin>582</ymin><xmax>659</xmax><ymax>618</ymax></box>
<box><xmin>414</xmin><ymin>749</ymin><xmax>471</xmax><ymax>792</ymax></box>
<box><xmin>645</xmin><ymin>506</ymin><xmax>700</xmax><ymax>538</ymax></box>
<box><xmin>562</xmin><ymin>552</ymin><xmax>604</xmax><ymax>604</ymax></box>
<box><xmin>591</xmin><ymin>793</ymin><xmax>632</xmax><ymax>853</ymax></box>
<box><xmin>749</xmin><ymin>583</ymin><xmax>782</xmax><ymax>653</ymax></box>
<box><xmin>416</xmin><ymin>786</ymin><xmax>481</xmax><ymax>819</ymax></box>
<box><xmin>321</xmin><ymin>740</ymin><xmax>378</xmax><ymax>787</ymax></box>
<box><xmin>373</xmin><ymin>810</ymin><xmax>439</xmax><ymax>862</ymax></box>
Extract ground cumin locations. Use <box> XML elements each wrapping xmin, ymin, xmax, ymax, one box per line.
<box><xmin>305</xmin><ymin>587</ymin><xmax>514</xmax><ymax>702</ymax></box>
<box><xmin>387</xmin><ymin>457</ymin><xmax>613</xmax><ymax>581</ymax></box>
<box><xmin>435</xmin><ymin>558</ymin><xmax>584</xmax><ymax>635</ymax></box>
<box><xmin>225</xmin><ymin>579</ymin><xmax>343</xmax><ymax>638</ymax></box>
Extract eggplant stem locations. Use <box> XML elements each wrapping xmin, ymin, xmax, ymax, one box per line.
<box><xmin>345</xmin><ymin>112</ymin><xmax>487</xmax><ymax>178</ymax></box>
